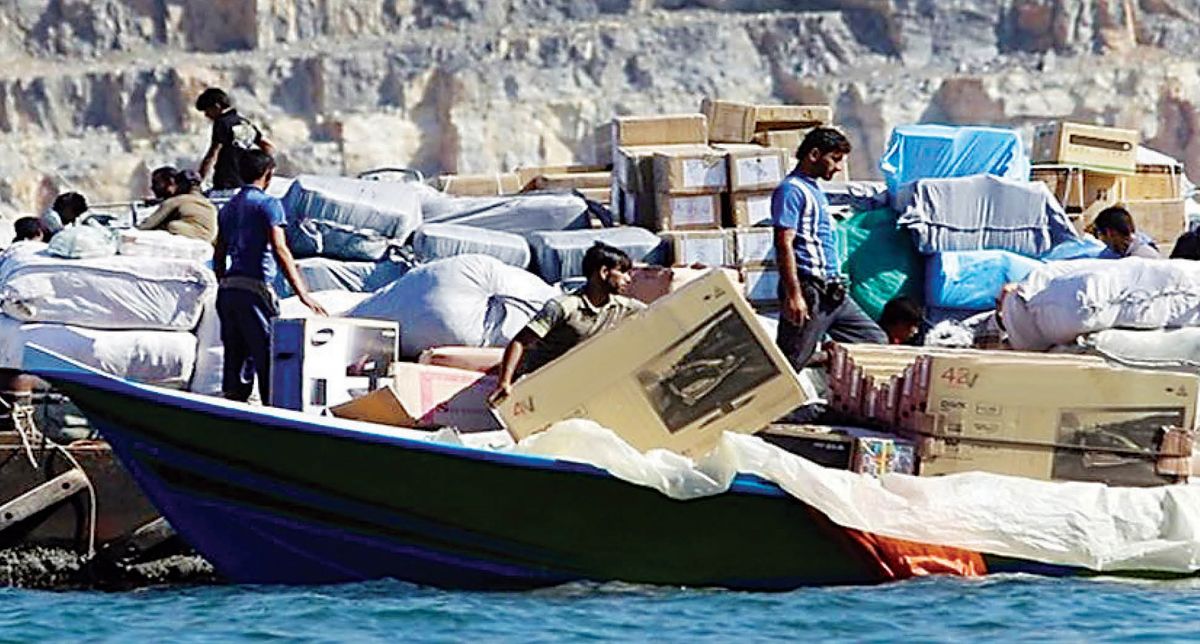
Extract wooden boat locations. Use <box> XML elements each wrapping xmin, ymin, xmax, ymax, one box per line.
<box><xmin>29</xmin><ymin>346</ymin><xmax>1147</xmax><ymax>589</ymax></box>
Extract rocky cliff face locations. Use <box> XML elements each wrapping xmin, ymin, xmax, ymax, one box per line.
<box><xmin>0</xmin><ymin>0</ymin><xmax>1198</xmax><ymax>215</ymax></box>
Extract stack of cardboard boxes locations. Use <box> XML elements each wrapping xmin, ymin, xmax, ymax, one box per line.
<box><xmin>823</xmin><ymin>342</ymin><xmax>1197</xmax><ymax>487</ymax></box>
<box><xmin>613</xmin><ymin>100</ymin><xmax>836</xmax><ymax>310</ymax></box>
<box><xmin>437</xmin><ymin>164</ymin><xmax>615</xmax><ymax>202</ymax></box>
<box><xmin>1030</xmin><ymin>121</ymin><xmax>1188</xmax><ymax>254</ymax></box>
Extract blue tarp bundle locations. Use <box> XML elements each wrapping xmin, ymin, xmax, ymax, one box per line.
<box><xmin>412</xmin><ymin>223</ymin><xmax>531</xmax><ymax>269</ymax></box>
<box><xmin>924</xmin><ymin>249</ymin><xmax>1042</xmax><ymax>312</ymax></box>
<box><xmin>880</xmin><ymin>124</ymin><xmax>1030</xmax><ymax>196</ymax></box>
<box><xmin>528</xmin><ymin>227</ymin><xmax>666</xmax><ymax>283</ymax></box>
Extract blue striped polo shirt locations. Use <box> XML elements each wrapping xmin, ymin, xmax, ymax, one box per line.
<box><xmin>770</xmin><ymin>171</ymin><xmax>841</xmax><ymax>281</ymax></box>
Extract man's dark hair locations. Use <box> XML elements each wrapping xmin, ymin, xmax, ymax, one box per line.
<box><xmin>195</xmin><ymin>88</ymin><xmax>231</xmax><ymax>112</ymax></box>
<box><xmin>175</xmin><ymin>169</ymin><xmax>203</xmax><ymax>193</ymax></box>
<box><xmin>151</xmin><ymin>165</ymin><xmax>177</xmax><ymax>183</ymax></box>
<box><xmin>238</xmin><ymin>149</ymin><xmax>276</xmax><ymax>184</ymax></box>
<box><xmin>581</xmin><ymin>242</ymin><xmax>632</xmax><ymax>277</ymax></box>
<box><xmin>52</xmin><ymin>192</ymin><xmax>88</xmax><ymax>217</ymax></box>
<box><xmin>13</xmin><ymin>216</ymin><xmax>41</xmax><ymax>242</ymax></box>
<box><xmin>1092</xmin><ymin>206</ymin><xmax>1136</xmax><ymax>236</ymax></box>
<box><xmin>1171</xmin><ymin>230</ymin><xmax>1200</xmax><ymax>260</ymax></box>
<box><xmin>879</xmin><ymin>296</ymin><xmax>924</xmax><ymax>329</ymax></box>
<box><xmin>797</xmin><ymin>127</ymin><xmax>852</xmax><ymax>160</ymax></box>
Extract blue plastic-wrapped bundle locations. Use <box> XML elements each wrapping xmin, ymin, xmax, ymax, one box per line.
<box><xmin>880</xmin><ymin>125</ymin><xmax>1030</xmax><ymax>197</ymax></box>
<box><xmin>528</xmin><ymin>227</ymin><xmax>666</xmax><ymax>283</ymax></box>
<box><xmin>924</xmin><ymin>250</ymin><xmax>1042</xmax><ymax>312</ymax></box>
<box><xmin>412</xmin><ymin>223</ymin><xmax>531</xmax><ymax>268</ymax></box>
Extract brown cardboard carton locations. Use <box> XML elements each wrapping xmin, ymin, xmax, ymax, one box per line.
<box><xmin>615</xmin><ymin>144</ymin><xmax>711</xmax><ymax>191</ymax></box>
<box><xmin>734</xmin><ymin>226</ymin><xmax>776</xmax><ymax>265</ymax></box>
<box><xmin>652</xmin><ymin>148</ymin><xmax>729</xmax><ymax>194</ymax></box>
<box><xmin>718</xmin><ymin>145</ymin><xmax>789</xmax><ymax>192</ymax></box>
<box><xmin>516</xmin><ymin>164</ymin><xmax>610</xmax><ymax>189</ymax></box>
<box><xmin>1032</xmin><ymin>166</ymin><xmax>1121</xmax><ymax>213</ymax></box>
<box><xmin>652</xmin><ymin>192</ymin><xmax>723</xmax><ymax>231</ymax></box>
<box><xmin>330</xmin><ymin>363</ymin><xmax>501</xmax><ymax>431</ymax></box>
<box><xmin>727</xmin><ymin>190</ymin><xmax>775</xmax><ymax>228</ymax></box>
<box><xmin>495</xmin><ymin>269</ymin><xmax>806</xmax><ymax>454</ymax></box>
<box><xmin>1032</xmin><ymin>122</ymin><xmax>1138</xmax><ymax>173</ymax></box>
<box><xmin>752</xmin><ymin>128</ymin><xmax>810</xmax><ymax>151</ymax></box>
<box><xmin>1124</xmin><ymin>164</ymin><xmax>1184</xmax><ymax>201</ymax></box>
<box><xmin>523</xmin><ymin>171</ymin><xmax>612</xmax><ymax>191</ymax></box>
<box><xmin>611</xmin><ymin>114</ymin><xmax>709</xmax><ymax>148</ymax></box>
<box><xmin>742</xmin><ymin>264</ymin><xmax>779</xmax><ymax>307</ymax></box>
<box><xmin>418</xmin><ymin>347</ymin><xmax>504</xmax><ymax>374</ymax></box>
<box><xmin>916</xmin><ymin>355</ymin><xmax>1197</xmax><ymax>485</ymax></box>
<box><xmin>701</xmin><ymin>98</ymin><xmax>758</xmax><ymax>143</ymax></box>
<box><xmin>1123</xmin><ymin>199</ymin><xmax>1188</xmax><ymax>253</ymax></box>
<box><xmin>661</xmin><ymin>229</ymin><xmax>734</xmax><ymax>267</ymax></box>
<box><xmin>437</xmin><ymin>173</ymin><xmax>522</xmax><ymax>196</ymax></box>
<box><xmin>754</xmin><ymin>105</ymin><xmax>832</xmax><ymax>131</ymax></box>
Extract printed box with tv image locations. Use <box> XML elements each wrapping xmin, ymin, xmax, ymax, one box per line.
<box><xmin>635</xmin><ymin>304</ymin><xmax>781</xmax><ymax>434</ymax></box>
<box><xmin>1052</xmin><ymin>407</ymin><xmax>1188</xmax><ymax>487</ymax></box>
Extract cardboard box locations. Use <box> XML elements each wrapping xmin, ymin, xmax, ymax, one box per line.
<box><xmin>576</xmin><ymin>187</ymin><xmax>612</xmax><ymax>205</ymax></box>
<box><xmin>1124</xmin><ymin>164</ymin><xmax>1184</xmax><ymax>201</ymax></box>
<box><xmin>701</xmin><ymin>98</ymin><xmax>758</xmax><ymax>144</ymax></box>
<box><xmin>611</xmin><ymin>114</ymin><xmax>708</xmax><ymax>148</ymax></box>
<box><xmin>1031</xmin><ymin>166</ymin><xmax>1127</xmax><ymax>213</ymax></box>
<box><xmin>516</xmin><ymin>164</ymin><xmax>610</xmax><ymax>190</ymax></box>
<box><xmin>626</xmin><ymin>265</ymin><xmax>741</xmax><ymax>304</ymax></box>
<box><xmin>1032</xmin><ymin>122</ymin><xmax>1138</xmax><ymax>173</ymax></box>
<box><xmin>437</xmin><ymin>173</ymin><xmax>522</xmax><ymax>196</ymax></box>
<box><xmin>652</xmin><ymin>148</ymin><xmax>729</xmax><ymax>194</ymax></box>
<box><xmin>615</xmin><ymin>144</ymin><xmax>711</xmax><ymax>191</ymax></box>
<box><xmin>330</xmin><ymin>362</ymin><xmax>501</xmax><ymax>432</ymax></box>
<box><xmin>761</xmin><ymin>425</ymin><xmax>916</xmax><ymax>476</ymax></box>
<box><xmin>652</xmin><ymin>192</ymin><xmax>723</xmax><ymax>231</ymax></box>
<box><xmin>752</xmin><ymin>128</ymin><xmax>810</xmax><ymax>151</ymax></box>
<box><xmin>418</xmin><ymin>347</ymin><xmax>503</xmax><ymax>373</ymax></box>
<box><xmin>270</xmin><ymin>317</ymin><xmax>399</xmax><ymax>414</ymax></box>
<box><xmin>495</xmin><ymin>270</ymin><xmax>807</xmax><ymax>455</ymax></box>
<box><xmin>727</xmin><ymin>190</ymin><xmax>775</xmax><ymax>228</ymax></box>
<box><xmin>1123</xmin><ymin>199</ymin><xmax>1188</xmax><ymax>253</ymax></box>
<box><xmin>661</xmin><ymin>230</ymin><xmax>734</xmax><ymax>267</ymax></box>
<box><xmin>916</xmin><ymin>355</ymin><xmax>1197</xmax><ymax>485</ymax></box>
<box><xmin>754</xmin><ymin>105</ymin><xmax>832</xmax><ymax>131</ymax></box>
<box><xmin>742</xmin><ymin>264</ymin><xmax>779</xmax><ymax>307</ymax></box>
<box><xmin>719</xmin><ymin>144</ymin><xmax>788</xmax><ymax>192</ymax></box>
<box><xmin>734</xmin><ymin>226</ymin><xmax>776</xmax><ymax>265</ymax></box>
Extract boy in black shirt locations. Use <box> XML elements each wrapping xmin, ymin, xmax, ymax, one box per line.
<box><xmin>195</xmin><ymin>88</ymin><xmax>275</xmax><ymax>191</ymax></box>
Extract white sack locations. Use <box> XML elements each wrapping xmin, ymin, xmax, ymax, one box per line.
<box><xmin>0</xmin><ymin>251</ymin><xmax>216</xmax><ymax>331</ymax></box>
<box><xmin>1064</xmin><ymin>327</ymin><xmax>1200</xmax><ymax>373</ymax></box>
<box><xmin>1</xmin><ymin>316</ymin><xmax>196</xmax><ymax>386</ymax></box>
<box><xmin>514</xmin><ymin>420</ymin><xmax>1200</xmax><ymax>573</ymax></box>
<box><xmin>278</xmin><ymin>290</ymin><xmax>372</xmax><ymax>318</ymax></box>
<box><xmin>1003</xmin><ymin>258</ymin><xmax>1200</xmax><ymax>350</ymax></box>
<box><xmin>349</xmin><ymin>254</ymin><xmax>557</xmax><ymax>357</ymax></box>
<box><xmin>118</xmin><ymin>229</ymin><xmax>213</xmax><ymax>261</ymax></box>
<box><xmin>280</xmin><ymin>174</ymin><xmax>422</xmax><ymax>240</ymax></box>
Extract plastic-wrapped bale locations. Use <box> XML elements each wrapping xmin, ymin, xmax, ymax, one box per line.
<box><xmin>1002</xmin><ymin>258</ymin><xmax>1200</xmax><ymax>351</ymax></box>
<box><xmin>925</xmin><ymin>250</ymin><xmax>1042</xmax><ymax>312</ymax></box>
<box><xmin>118</xmin><ymin>229</ymin><xmax>213</xmax><ymax>261</ymax></box>
<box><xmin>271</xmin><ymin>253</ymin><xmax>413</xmax><ymax>298</ymax></box>
<box><xmin>278</xmin><ymin>290</ymin><xmax>373</xmax><ymax>319</ymax></box>
<box><xmin>281</xmin><ymin>175</ymin><xmax>423</xmax><ymax>259</ymax></box>
<box><xmin>835</xmin><ymin>208</ymin><xmax>924</xmax><ymax>320</ymax></box>
<box><xmin>896</xmin><ymin>175</ymin><xmax>1079</xmax><ymax>257</ymax></box>
<box><xmin>419</xmin><ymin>190</ymin><xmax>592</xmax><ymax>236</ymax></box>
<box><xmin>0</xmin><ymin>315</ymin><xmax>196</xmax><ymax>387</ymax></box>
<box><xmin>349</xmin><ymin>254</ymin><xmax>557</xmax><ymax>357</ymax></box>
<box><xmin>528</xmin><ymin>227</ymin><xmax>666</xmax><ymax>283</ymax></box>
<box><xmin>0</xmin><ymin>251</ymin><xmax>215</xmax><ymax>331</ymax></box>
<box><xmin>879</xmin><ymin>124</ymin><xmax>1030</xmax><ymax>196</ymax></box>
<box><xmin>1061</xmin><ymin>328</ymin><xmax>1200</xmax><ymax>373</ymax></box>
<box><xmin>412</xmin><ymin>222</ymin><xmax>531</xmax><ymax>268</ymax></box>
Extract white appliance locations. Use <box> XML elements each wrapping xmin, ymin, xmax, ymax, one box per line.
<box><xmin>270</xmin><ymin>317</ymin><xmax>399</xmax><ymax>413</ymax></box>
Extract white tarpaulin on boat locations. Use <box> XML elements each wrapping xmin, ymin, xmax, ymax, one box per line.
<box><xmin>0</xmin><ymin>315</ymin><xmax>196</xmax><ymax>386</ymax></box>
<box><xmin>512</xmin><ymin>420</ymin><xmax>1200</xmax><ymax>573</ymax></box>
<box><xmin>0</xmin><ymin>250</ymin><xmax>215</xmax><ymax>331</ymax></box>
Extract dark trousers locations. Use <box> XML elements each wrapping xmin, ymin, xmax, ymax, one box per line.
<box><xmin>776</xmin><ymin>277</ymin><xmax>887</xmax><ymax>371</ymax></box>
<box><xmin>216</xmin><ymin>286</ymin><xmax>279</xmax><ymax>403</ymax></box>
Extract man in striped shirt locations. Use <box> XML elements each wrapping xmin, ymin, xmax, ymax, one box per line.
<box><xmin>773</xmin><ymin>128</ymin><xmax>885</xmax><ymax>370</ymax></box>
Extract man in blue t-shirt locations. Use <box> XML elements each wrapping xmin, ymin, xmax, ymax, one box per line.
<box><xmin>772</xmin><ymin>128</ymin><xmax>885</xmax><ymax>371</ymax></box>
<box><xmin>214</xmin><ymin>150</ymin><xmax>326</xmax><ymax>402</ymax></box>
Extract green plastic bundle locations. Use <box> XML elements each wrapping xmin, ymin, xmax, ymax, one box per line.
<box><xmin>834</xmin><ymin>208</ymin><xmax>924</xmax><ymax>321</ymax></box>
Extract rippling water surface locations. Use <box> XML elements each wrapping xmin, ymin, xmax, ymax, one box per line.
<box><xmin>3</xmin><ymin>576</ymin><xmax>1199</xmax><ymax>642</ymax></box>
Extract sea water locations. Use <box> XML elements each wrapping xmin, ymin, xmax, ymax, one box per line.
<box><xmin>2</xmin><ymin>576</ymin><xmax>1199</xmax><ymax>642</ymax></box>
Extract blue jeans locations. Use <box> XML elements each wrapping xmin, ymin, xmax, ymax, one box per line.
<box><xmin>216</xmin><ymin>285</ymin><xmax>279</xmax><ymax>402</ymax></box>
<box><xmin>776</xmin><ymin>276</ymin><xmax>886</xmax><ymax>371</ymax></box>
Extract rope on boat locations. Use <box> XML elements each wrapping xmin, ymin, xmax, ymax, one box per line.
<box><xmin>0</xmin><ymin>394</ymin><xmax>98</xmax><ymax>559</ymax></box>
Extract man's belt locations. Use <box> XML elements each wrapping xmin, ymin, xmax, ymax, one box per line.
<box><xmin>799</xmin><ymin>272</ymin><xmax>847</xmax><ymax>304</ymax></box>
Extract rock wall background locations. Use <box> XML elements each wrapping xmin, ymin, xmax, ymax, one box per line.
<box><xmin>0</xmin><ymin>0</ymin><xmax>1198</xmax><ymax>215</ymax></box>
